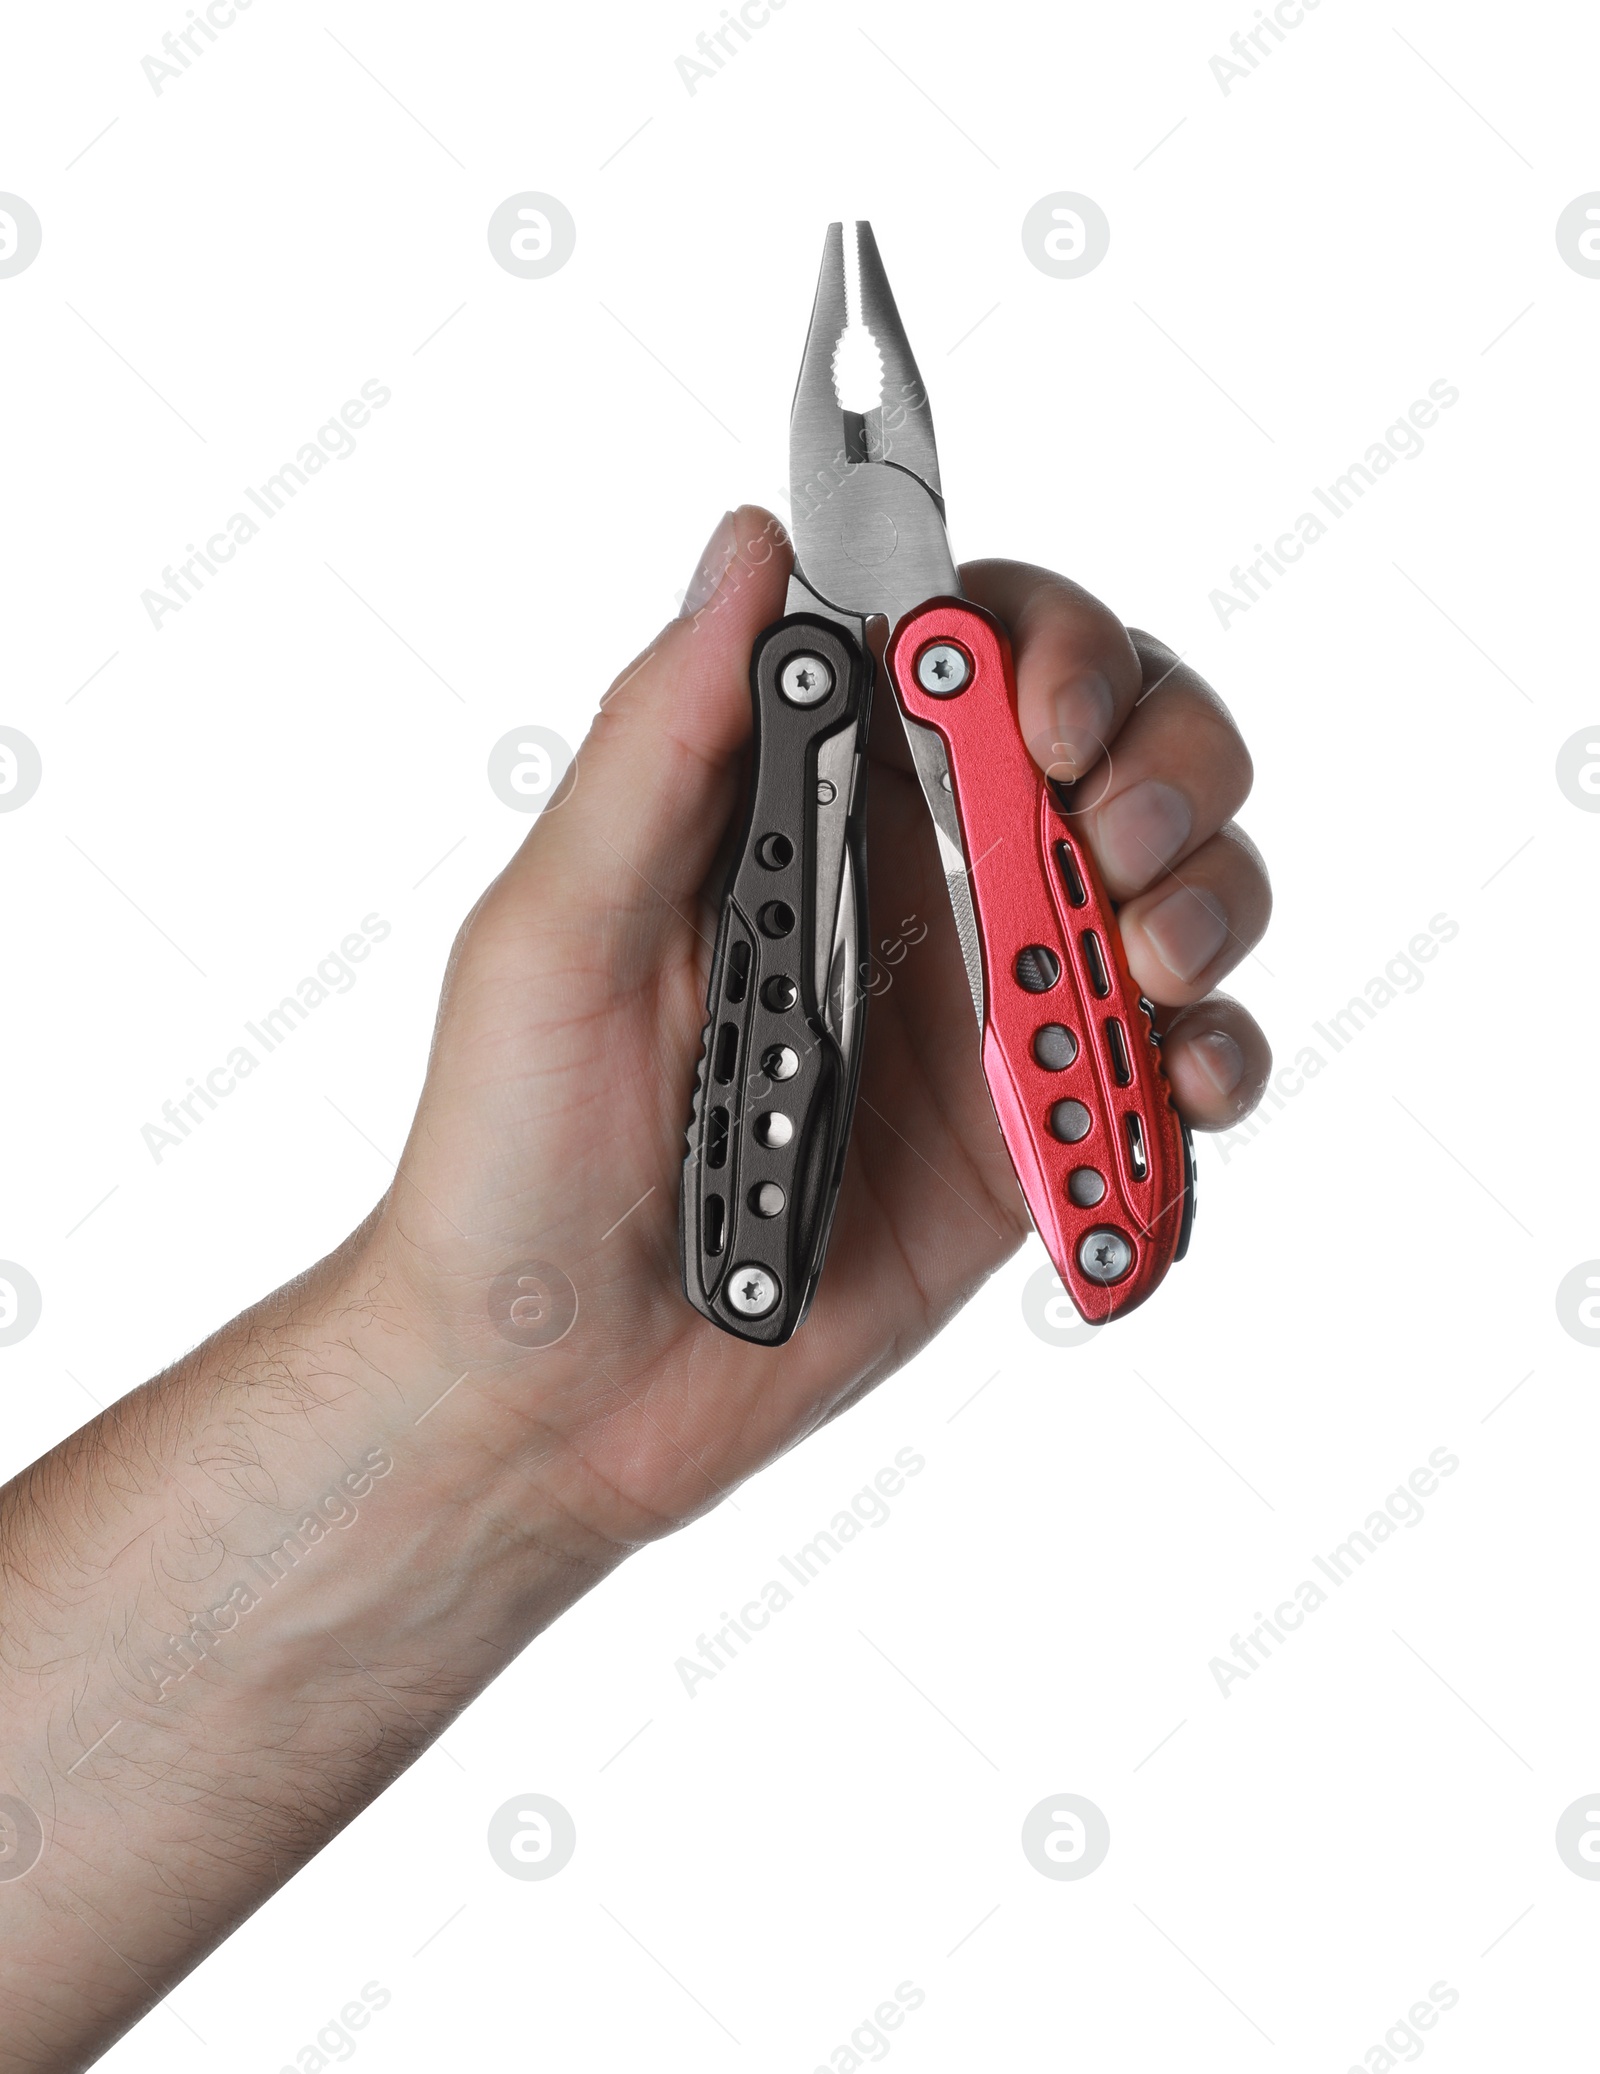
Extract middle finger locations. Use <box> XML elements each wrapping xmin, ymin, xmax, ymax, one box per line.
<box><xmin>1063</xmin><ymin>635</ymin><xmax>1254</xmax><ymax>901</ymax></box>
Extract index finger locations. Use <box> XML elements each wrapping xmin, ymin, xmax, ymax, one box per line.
<box><xmin>959</xmin><ymin>557</ymin><xmax>1142</xmax><ymax>780</ymax></box>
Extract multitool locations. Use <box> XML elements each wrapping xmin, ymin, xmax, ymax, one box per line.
<box><xmin>681</xmin><ymin>223</ymin><xmax>1194</xmax><ymax>1344</ymax></box>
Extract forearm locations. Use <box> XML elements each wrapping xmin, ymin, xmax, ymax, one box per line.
<box><xmin>0</xmin><ymin>1229</ymin><xmax>620</xmax><ymax>2071</ymax></box>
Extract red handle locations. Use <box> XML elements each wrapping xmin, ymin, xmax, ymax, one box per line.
<box><xmin>888</xmin><ymin>600</ymin><xmax>1190</xmax><ymax>1323</ymax></box>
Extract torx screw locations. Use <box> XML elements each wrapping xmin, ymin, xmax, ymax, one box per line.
<box><xmin>1077</xmin><ymin>1229</ymin><xmax>1132</xmax><ymax>1284</ymax></box>
<box><xmin>916</xmin><ymin>642</ymin><xmax>970</xmax><ymax>695</ymax></box>
<box><xmin>780</xmin><ymin>654</ymin><xmax>833</xmax><ymax>706</ymax></box>
<box><xmin>725</xmin><ymin>1264</ymin><xmax>779</xmax><ymax>1317</ymax></box>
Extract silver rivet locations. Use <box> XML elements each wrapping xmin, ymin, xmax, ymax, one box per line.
<box><xmin>762</xmin><ymin>1044</ymin><xmax>800</xmax><ymax>1081</ymax></box>
<box><xmin>755</xmin><ymin>1112</ymin><xmax>793</xmax><ymax>1147</ymax></box>
<box><xmin>1077</xmin><ymin>1229</ymin><xmax>1131</xmax><ymax>1284</ymax></box>
<box><xmin>752</xmin><ymin>1183</ymin><xmax>785</xmax><ymax>1218</ymax></box>
<box><xmin>725</xmin><ymin>1264</ymin><xmax>779</xmax><ymax>1316</ymax></box>
<box><xmin>1067</xmin><ymin>1167</ymin><xmax>1106</xmax><ymax>1207</ymax></box>
<box><xmin>780</xmin><ymin>654</ymin><xmax>833</xmax><ymax>706</ymax></box>
<box><xmin>816</xmin><ymin>778</ymin><xmax>837</xmax><ymax>804</ymax></box>
<box><xmin>915</xmin><ymin>642</ymin><xmax>970</xmax><ymax>695</ymax></box>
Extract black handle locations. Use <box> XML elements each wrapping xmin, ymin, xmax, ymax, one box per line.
<box><xmin>680</xmin><ymin>615</ymin><xmax>872</xmax><ymax>1344</ymax></box>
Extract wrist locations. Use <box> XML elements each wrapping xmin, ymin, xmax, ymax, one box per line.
<box><xmin>309</xmin><ymin>1217</ymin><xmax>656</xmax><ymax>1584</ymax></box>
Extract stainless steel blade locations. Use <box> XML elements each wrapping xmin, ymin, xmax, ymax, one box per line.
<box><xmin>898</xmin><ymin>710</ymin><xmax>984</xmax><ymax>1028</ymax></box>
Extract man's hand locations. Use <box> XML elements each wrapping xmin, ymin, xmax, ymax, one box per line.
<box><xmin>370</xmin><ymin>507</ymin><xmax>1273</xmax><ymax>1550</ymax></box>
<box><xmin>0</xmin><ymin>507</ymin><xmax>1269</xmax><ymax>2068</ymax></box>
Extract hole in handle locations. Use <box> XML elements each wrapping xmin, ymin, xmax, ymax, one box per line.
<box><xmin>1050</xmin><ymin>1100</ymin><xmax>1092</xmax><ymax>1144</ymax></box>
<box><xmin>1033</xmin><ymin>1023</ymin><xmax>1078</xmax><ymax>1071</ymax></box>
<box><xmin>1105</xmin><ymin>1018</ymin><xmax>1132</xmax><ymax>1087</ymax></box>
<box><xmin>1016</xmin><ymin>946</ymin><xmax>1062</xmax><ymax>993</ymax></box>
<box><xmin>1054</xmin><ymin>840</ymin><xmax>1087</xmax><ymax>908</ymax></box>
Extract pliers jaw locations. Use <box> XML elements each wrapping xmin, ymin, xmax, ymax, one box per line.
<box><xmin>785</xmin><ymin>221</ymin><xmax>958</xmax><ymax>638</ymax></box>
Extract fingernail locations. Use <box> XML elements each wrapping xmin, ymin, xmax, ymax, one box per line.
<box><xmin>680</xmin><ymin>510</ymin><xmax>738</xmax><ymax>619</ymax></box>
<box><xmin>1097</xmin><ymin>779</ymin><xmax>1192</xmax><ymax>889</ymax></box>
<box><xmin>1048</xmin><ymin>671</ymin><xmax>1114</xmax><ymax>776</ymax></box>
<box><xmin>1143</xmin><ymin>885</ymin><xmax>1229</xmax><ymax>982</ymax></box>
<box><xmin>1192</xmin><ymin>1028</ymin><xmax>1245</xmax><ymax>1098</ymax></box>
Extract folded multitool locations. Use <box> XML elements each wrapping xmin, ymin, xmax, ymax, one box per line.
<box><xmin>682</xmin><ymin>223</ymin><xmax>1194</xmax><ymax>1345</ymax></box>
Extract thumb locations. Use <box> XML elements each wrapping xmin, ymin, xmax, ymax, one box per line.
<box><xmin>514</xmin><ymin>505</ymin><xmax>792</xmax><ymax>960</ymax></box>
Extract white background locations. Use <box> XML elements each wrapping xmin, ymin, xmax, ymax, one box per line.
<box><xmin>4</xmin><ymin>0</ymin><xmax>1598</xmax><ymax>2067</ymax></box>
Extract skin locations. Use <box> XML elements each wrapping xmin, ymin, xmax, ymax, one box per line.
<box><xmin>0</xmin><ymin>507</ymin><xmax>1270</xmax><ymax>2069</ymax></box>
